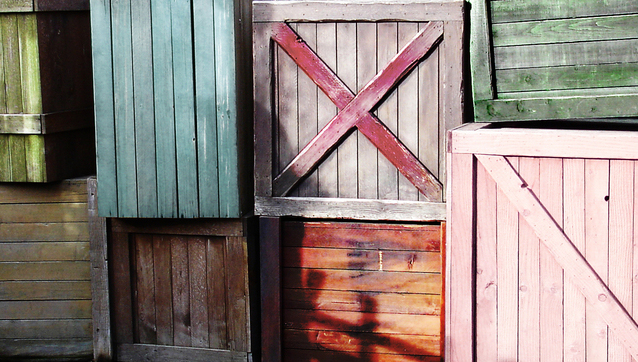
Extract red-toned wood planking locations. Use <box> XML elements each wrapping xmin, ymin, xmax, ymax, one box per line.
<box><xmin>283</xmin><ymin>221</ymin><xmax>441</xmax><ymax>252</ymax></box>
<box><xmin>284</xmin><ymin>348</ymin><xmax>442</xmax><ymax>362</ymax></box>
<box><xmin>270</xmin><ymin>22</ymin><xmax>443</xmax><ymax>199</ymax></box>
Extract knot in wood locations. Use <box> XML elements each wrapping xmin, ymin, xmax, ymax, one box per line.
<box><xmin>598</xmin><ymin>293</ymin><xmax>607</xmax><ymax>302</ymax></box>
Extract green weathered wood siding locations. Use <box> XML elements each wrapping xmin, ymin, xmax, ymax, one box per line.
<box><xmin>91</xmin><ymin>0</ymin><xmax>251</xmax><ymax>218</ymax></box>
<box><xmin>469</xmin><ymin>0</ymin><xmax>638</xmax><ymax>122</ymax></box>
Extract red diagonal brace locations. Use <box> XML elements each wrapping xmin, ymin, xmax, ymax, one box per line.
<box><xmin>271</xmin><ymin>22</ymin><xmax>444</xmax><ymax>200</ymax></box>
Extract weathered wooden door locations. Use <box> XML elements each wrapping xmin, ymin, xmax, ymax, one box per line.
<box><xmin>108</xmin><ymin>219</ymin><xmax>251</xmax><ymax>361</ymax></box>
<box><xmin>261</xmin><ymin>219</ymin><xmax>444</xmax><ymax>361</ymax></box>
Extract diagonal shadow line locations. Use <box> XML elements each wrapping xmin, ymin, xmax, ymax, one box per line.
<box><xmin>270</xmin><ymin>22</ymin><xmax>443</xmax><ymax>199</ymax></box>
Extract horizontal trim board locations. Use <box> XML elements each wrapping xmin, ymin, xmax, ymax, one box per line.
<box><xmin>0</xmin><ymin>0</ymin><xmax>89</xmax><ymax>12</ymax></box>
<box><xmin>496</xmin><ymin>63</ymin><xmax>638</xmax><ymax>93</ymax></box>
<box><xmin>0</xmin><ymin>114</ymin><xmax>40</xmax><ymax>134</ymax></box>
<box><xmin>0</xmin><ymin>177</ymin><xmax>88</xmax><ymax>204</ymax></box>
<box><xmin>450</xmin><ymin>122</ymin><xmax>638</xmax><ymax>159</ymax></box>
<box><xmin>253</xmin><ymin>0</ymin><xmax>463</xmax><ymax>22</ymax></box>
<box><xmin>491</xmin><ymin>0</ymin><xmax>638</xmax><ymax>24</ymax></box>
<box><xmin>494</xmin><ymin>38</ymin><xmax>638</xmax><ymax>70</ymax></box>
<box><xmin>474</xmin><ymin>94</ymin><xmax>638</xmax><ymax>122</ymax></box>
<box><xmin>255</xmin><ymin>196</ymin><xmax>446</xmax><ymax>221</ymax></box>
<box><xmin>110</xmin><ymin>218</ymin><xmax>244</xmax><ymax>236</ymax></box>
<box><xmin>492</xmin><ymin>14</ymin><xmax>638</xmax><ymax>47</ymax></box>
<box><xmin>0</xmin><ymin>319</ymin><xmax>91</xmax><ymax>339</ymax></box>
<box><xmin>498</xmin><ymin>86</ymin><xmax>638</xmax><ymax>100</ymax></box>
<box><xmin>0</xmin><ymin>338</ymin><xmax>91</xmax><ymax>359</ymax></box>
<box><xmin>117</xmin><ymin>344</ymin><xmax>248</xmax><ymax>362</ymax></box>
<box><xmin>0</xmin><ymin>300</ymin><xmax>91</xmax><ymax>319</ymax></box>
<box><xmin>0</xmin><ymin>281</ymin><xmax>90</xmax><ymax>300</ymax></box>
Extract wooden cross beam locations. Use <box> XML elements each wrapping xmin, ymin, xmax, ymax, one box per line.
<box><xmin>476</xmin><ymin>154</ymin><xmax>638</xmax><ymax>360</ymax></box>
<box><xmin>270</xmin><ymin>22</ymin><xmax>444</xmax><ymax>200</ymax></box>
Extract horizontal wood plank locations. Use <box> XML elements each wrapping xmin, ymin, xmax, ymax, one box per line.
<box><xmin>283</xmin><ymin>309</ymin><xmax>440</xmax><ymax>335</ymax></box>
<box><xmin>110</xmin><ymin>218</ymin><xmax>243</xmax><ymax>236</ymax></box>
<box><xmin>284</xmin><ymin>329</ymin><xmax>441</xmax><ymax>356</ymax></box>
<box><xmin>0</xmin><ymin>261</ymin><xmax>90</xmax><ymax>281</ymax></box>
<box><xmin>0</xmin><ymin>242</ymin><xmax>88</xmax><ymax>262</ymax></box>
<box><xmin>0</xmin><ymin>338</ymin><xmax>91</xmax><ymax>359</ymax></box>
<box><xmin>117</xmin><ymin>344</ymin><xmax>248</xmax><ymax>362</ymax></box>
<box><xmin>283</xmin><ymin>268</ymin><xmax>441</xmax><ymax>294</ymax></box>
<box><xmin>496</xmin><ymin>63</ymin><xmax>638</xmax><ymax>93</ymax></box>
<box><xmin>255</xmin><ymin>196</ymin><xmax>446</xmax><ymax>221</ymax></box>
<box><xmin>0</xmin><ymin>178</ymin><xmax>88</xmax><ymax>204</ymax></box>
<box><xmin>0</xmin><ymin>223</ymin><xmax>88</xmax><ymax>242</ymax></box>
<box><xmin>0</xmin><ymin>114</ymin><xmax>40</xmax><ymax>134</ymax></box>
<box><xmin>254</xmin><ymin>1</ymin><xmax>463</xmax><ymax>22</ymax></box>
<box><xmin>494</xmin><ymin>38</ymin><xmax>638</xmax><ymax>70</ymax></box>
<box><xmin>284</xmin><ymin>348</ymin><xmax>441</xmax><ymax>362</ymax></box>
<box><xmin>0</xmin><ymin>202</ymin><xmax>88</xmax><ymax>223</ymax></box>
<box><xmin>283</xmin><ymin>247</ymin><xmax>441</xmax><ymax>272</ymax></box>
<box><xmin>474</xmin><ymin>94</ymin><xmax>638</xmax><ymax>122</ymax></box>
<box><xmin>0</xmin><ymin>319</ymin><xmax>91</xmax><ymax>339</ymax></box>
<box><xmin>491</xmin><ymin>0</ymin><xmax>638</xmax><ymax>23</ymax></box>
<box><xmin>283</xmin><ymin>221</ymin><xmax>441</xmax><ymax>251</ymax></box>
<box><xmin>492</xmin><ymin>14</ymin><xmax>638</xmax><ymax>47</ymax></box>
<box><xmin>0</xmin><ymin>281</ymin><xmax>90</xmax><ymax>300</ymax></box>
<box><xmin>0</xmin><ymin>300</ymin><xmax>91</xmax><ymax>319</ymax></box>
<box><xmin>283</xmin><ymin>289</ymin><xmax>440</xmax><ymax>315</ymax></box>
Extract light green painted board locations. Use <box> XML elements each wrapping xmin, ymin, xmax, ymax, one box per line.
<box><xmin>150</xmin><ymin>0</ymin><xmax>178</xmax><ymax>218</ymax></box>
<box><xmin>17</xmin><ymin>14</ymin><xmax>41</xmax><ymax>114</ymax></box>
<box><xmin>25</xmin><ymin>135</ymin><xmax>45</xmax><ymax>182</ymax></box>
<box><xmin>9</xmin><ymin>135</ymin><xmax>26</xmax><ymax>182</ymax></box>
<box><xmin>493</xmin><ymin>14</ymin><xmax>638</xmax><ymax>47</ymax></box>
<box><xmin>3</xmin><ymin>14</ymin><xmax>22</xmax><ymax>114</ymax></box>
<box><xmin>491</xmin><ymin>0</ymin><xmax>638</xmax><ymax>24</ymax></box>
<box><xmin>500</xmin><ymin>86</ymin><xmax>638</xmax><ymax>100</ymax></box>
<box><xmin>497</xmin><ymin>63</ymin><xmax>638</xmax><ymax>93</ymax></box>
<box><xmin>0</xmin><ymin>15</ymin><xmax>6</xmax><ymax>113</ymax></box>
<box><xmin>468</xmin><ymin>0</ymin><xmax>494</xmax><ymax>101</ymax></box>
<box><xmin>131</xmin><ymin>0</ymin><xmax>158</xmax><ymax>217</ymax></box>
<box><xmin>194</xmin><ymin>0</ymin><xmax>220</xmax><ymax>217</ymax></box>
<box><xmin>0</xmin><ymin>0</ymin><xmax>33</xmax><ymax>12</ymax></box>
<box><xmin>475</xmin><ymin>94</ymin><xmax>638</xmax><ymax>122</ymax></box>
<box><xmin>90</xmin><ymin>0</ymin><xmax>118</xmax><ymax>217</ymax></box>
<box><xmin>0</xmin><ymin>136</ymin><xmax>9</xmax><ymax>181</ymax></box>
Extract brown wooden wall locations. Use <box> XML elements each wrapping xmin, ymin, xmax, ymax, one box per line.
<box><xmin>0</xmin><ymin>178</ymin><xmax>92</xmax><ymax>360</ymax></box>
<box><xmin>272</xmin><ymin>220</ymin><xmax>444</xmax><ymax>361</ymax></box>
<box><xmin>108</xmin><ymin>219</ymin><xmax>252</xmax><ymax>361</ymax></box>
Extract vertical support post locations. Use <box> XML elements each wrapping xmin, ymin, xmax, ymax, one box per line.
<box><xmin>89</xmin><ymin>176</ymin><xmax>113</xmax><ymax>361</ymax></box>
<box><xmin>260</xmin><ymin>217</ymin><xmax>281</xmax><ymax>362</ymax></box>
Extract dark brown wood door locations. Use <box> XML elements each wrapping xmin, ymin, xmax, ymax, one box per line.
<box><xmin>269</xmin><ymin>220</ymin><xmax>444</xmax><ymax>361</ymax></box>
<box><xmin>108</xmin><ymin>219</ymin><xmax>250</xmax><ymax>362</ymax></box>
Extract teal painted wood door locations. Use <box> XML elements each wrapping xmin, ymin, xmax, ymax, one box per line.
<box><xmin>90</xmin><ymin>0</ymin><xmax>251</xmax><ymax>218</ymax></box>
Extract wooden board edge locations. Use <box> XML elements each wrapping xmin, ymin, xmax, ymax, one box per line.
<box><xmin>255</xmin><ymin>196</ymin><xmax>446</xmax><ymax>221</ymax></box>
<box><xmin>117</xmin><ymin>344</ymin><xmax>249</xmax><ymax>362</ymax></box>
<box><xmin>110</xmin><ymin>218</ymin><xmax>245</xmax><ymax>237</ymax></box>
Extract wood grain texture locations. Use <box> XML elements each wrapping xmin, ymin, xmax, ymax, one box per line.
<box><xmin>117</xmin><ymin>344</ymin><xmax>248</xmax><ymax>362</ymax></box>
<box><xmin>260</xmin><ymin>217</ymin><xmax>281</xmax><ymax>362</ymax></box>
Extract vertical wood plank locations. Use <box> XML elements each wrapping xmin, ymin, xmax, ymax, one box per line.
<box><xmin>497</xmin><ymin>157</ymin><xmax>519</xmax><ymax>360</ymax></box>
<box><xmin>134</xmin><ymin>234</ymin><xmax>156</xmax><ymax>344</ymax></box>
<box><xmin>207</xmin><ymin>237</ymin><xmax>227</xmax><ymax>349</ymax></box>
<box><xmin>91</xmin><ymin>0</ymin><xmax>118</xmax><ymax>216</ymax></box>
<box><xmin>3</xmin><ymin>14</ymin><xmax>22</xmax><ymax>114</ymax></box>
<box><xmin>189</xmin><ymin>237</ymin><xmax>209</xmax><ymax>348</ymax></box>
<box><xmin>226</xmin><ymin>236</ymin><xmax>248</xmax><ymax>351</ymax></box>
<box><xmin>172</xmin><ymin>0</ymin><xmax>198</xmax><ymax>217</ymax></box>
<box><xmin>9</xmin><ymin>135</ymin><xmax>27</xmax><ymax>182</ymax></box>
<box><xmin>153</xmin><ymin>235</ymin><xmax>174</xmax><ymax>346</ymax></box>
<box><xmin>131</xmin><ymin>0</ymin><xmax>158</xmax><ymax>217</ymax></box>
<box><xmin>397</xmin><ymin>22</ymin><xmax>420</xmax><ymax>201</ymax></box>
<box><xmin>336</xmin><ymin>22</ymin><xmax>358</xmax><ymax>199</ymax></box>
<box><xmin>419</xmin><ymin>21</ymin><xmax>439</xmax><ymax>201</ymax></box>
<box><xmin>608</xmin><ymin>160</ymin><xmax>634</xmax><ymax>362</ymax></box>
<box><xmin>315</xmin><ymin>23</ymin><xmax>338</xmax><ymax>198</ymax></box>
<box><xmin>214</xmin><ymin>0</ymin><xmax>240</xmax><ymax>217</ymax></box>
<box><xmin>440</xmin><ymin>20</ymin><xmax>464</xmax><ymax>200</ymax></box>
<box><xmin>25</xmin><ymin>135</ymin><xmax>44</xmax><ymax>182</ymax></box>
<box><xmin>0</xmin><ymin>136</ymin><xmax>8</xmax><ymax>181</ymax></box>
<box><xmin>296</xmin><ymin>23</ymin><xmax>319</xmax><ymax>197</ymax></box>
<box><xmin>276</xmin><ymin>27</ymin><xmax>299</xmax><ymax>183</ymax></box>
<box><xmin>0</xmin><ymin>15</ymin><xmax>7</xmax><ymax>113</ymax></box>
<box><xmin>88</xmin><ymin>178</ymin><xmax>112</xmax><ymax>361</ymax></box>
<box><xmin>112</xmin><ymin>0</ymin><xmax>137</xmax><ymax>217</ymax></box>
<box><xmin>585</xmin><ymin>159</ymin><xmax>609</xmax><ymax>362</ymax></box>
<box><xmin>634</xmin><ymin>162</ymin><xmax>638</xmax><ymax>335</ymax></box>
<box><xmin>562</xmin><ymin>158</ymin><xmax>586</xmax><ymax>362</ymax></box>
<box><xmin>446</xmin><ymin>152</ymin><xmax>474</xmax><ymax>362</ymax></box>
<box><xmin>253</xmin><ymin>23</ymin><xmax>273</xmax><ymax>197</ymax></box>
<box><xmin>171</xmin><ymin>236</ymin><xmax>191</xmax><ymax>346</ymax></box>
<box><xmin>17</xmin><ymin>14</ymin><xmax>41</xmax><ymax>114</ymax></box>
<box><xmin>539</xmin><ymin>157</ymin><xmax>564</xmax><ymax>362</ymax></box>
<box><xmin>193</xmin><ymin>0</ymin><xmax>220</xmax><ymax>217</ymax></box>
<box><xmin>151</xmin><ymin>0</ymin><xmax>178</xmax><ymax>217</ymax></box>
<box><xmin>518</xmin><ymin>157</ymin><xmax>541</xmax><ymax>362</ymax></box>
<box><xmin>357</xmin><ymin>22</ymin><xmax>378</xmax><ymax>199</ymax></box>
<box><xmin>110</xmin><ymin>231</ymin><xmax>133</xmax><ymax>344</ymax></box>
<box><xmin>260</xmin><ymin>217</ymin><xmax>281</xmax><ymax>362</ymax></box>
<box><xmin>475</xmin><ymin>157</ymin><xmax>497</xmax><ymax>361</ymax></box>
<box><xmin>376</xmin><ymin>22</ymin><xmax>398</xmax><ymax>200</ymax></box>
